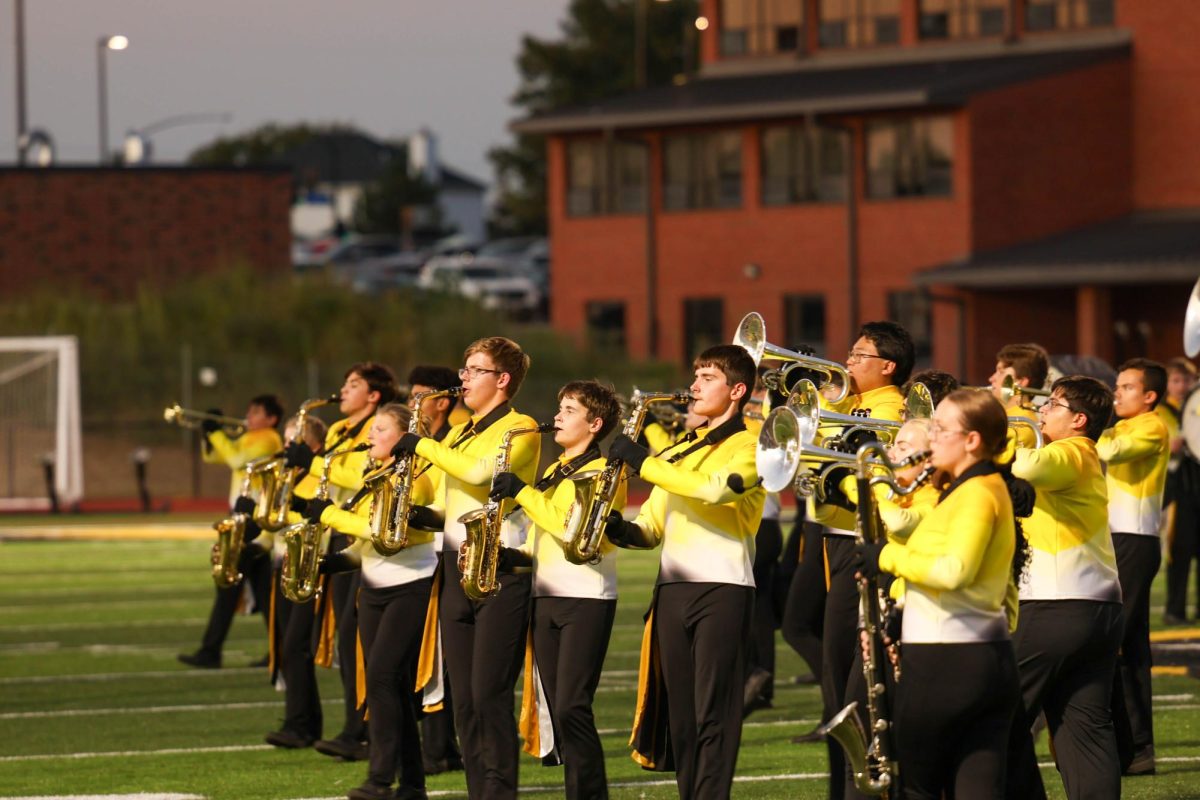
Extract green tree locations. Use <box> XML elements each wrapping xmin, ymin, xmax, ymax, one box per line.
<box><xmin>489</xmin><ymin>0</ymin><xmax>698</xmax><ymax>235</ymax></box>
<box><xmin>352</xmin><ymin>154</ymin><xmax>442</xmax><ymax>239</ymax></box>
<box><xmin>186</xmin><ymin>122</ymin><xmax>329</xmax><ymax>166</ymax></box>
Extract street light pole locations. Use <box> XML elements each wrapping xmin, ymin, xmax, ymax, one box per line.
<box><xmin>14</xmin><ymin>0</ymin><xmax>27</xmax><ymax>165</ymax></box>
<box><xmin>96</xmin><ymin>34</ymin><xmax>128</xmax><ymax>163</ymax></box>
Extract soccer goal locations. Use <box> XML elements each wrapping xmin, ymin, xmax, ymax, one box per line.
<box><xmin>0</xmin><ymin>336</ymin><xmax>83</xmax><ymax>511</ymax></box>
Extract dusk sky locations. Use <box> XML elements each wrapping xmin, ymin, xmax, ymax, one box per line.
<box><xmin>0</xmin><ymin>0</ymin><xmax>576</xmax><ymax>184</ymax></box>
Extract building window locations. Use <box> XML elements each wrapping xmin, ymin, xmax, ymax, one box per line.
<box><xmin>684</xmin><ymin>298</ymin><xmax>725</xmax><ymax>361</ymax></box>
<box><xmin>586</xmin><ymin>301</ymin><xmax>626</xmax><ymax>353</ymax></box>
<box><xmin>720</xmin><ymin>0</ymin><xmax>806</xmax><ymax>57</ymax></box>
<box><xmin>566</xmin><ymin>139</ymin><xmax>647</xmax><ymax>217</ymax></box>
<box><xmin>866</xmin><ymin>116</ymin><xmax>954</xmax><ymax>199</ymax></box>
<box><xmin>1025</xmin><ymin>0</ymin><xmax>1114</xmax><ymax>31</ymax></box>
<box><xmin>889</xmin><ymin>291</ymin><xmax>932</xmax><ymax>363</ymax></box>
<box><xmin>784</xmin><ymin>295</ymin><xmax>827</xmax><ymax>356</ymax></box>
<box><xmin>663</xmin><ymin>132</ymin><xmax>743</xmax><ymax>211</ymax></box>
<box><xmin>761</xmin><ymin>125</ymin><xmax>848</xmax><ymax>205</ymax></box>
<box><xmin>919</xmin><ymin>0</ymin><xmax>1007</xmax><ymax>39</ymax></box>
<box><xmin>819</xmin><ymin>0</ymin><xmax>902</xmax><ymax>49</ymax></box>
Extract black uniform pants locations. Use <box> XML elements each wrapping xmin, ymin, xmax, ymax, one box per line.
<box><xmin>359</xmin><ymin>578</ymin><xmax>433</xmax><ymax>792</ymax></box>
<box><xmin>780</xmin><ymin>519</ymin><xmax>826</xmax><ymax>679</ymax></box>
<box><xmin>531</xmin><ymin>596</ymin><xmax>616</xmax><ymax>800</ymax></box>
<box><xmin>897</xmin><ymin>641</ymin><xmax>1020</xmax><ymax>800</ymax></box>
<box><xmin>1006</xmin><ymin>600</ymin><xmax>1123</xmax><ymax>800</ymax></box>
<box><xmin>197</xmin><ymin>547</ymin><xmax>272</xmax><ymax>660</ymax></box>
<box><xmin>745</xmin><ymin>518</ymin><xmax>783</xmax><ymax>701</ymax></box>
<box><xmin>439</xmin><ymin>553</ymin><xmax>530</xmax><ymax>800</ymax></box>
<box><xmin>1111</xmin><ymin>532</ymin><xmax>1160</xmax><ymax>759</ymax></box>
<box><xmin>329</xmin><ymin>552</ymin><xmax>368</xmax><ymax>742</ymax></box>
<box><xmin>279</xmin><ymin>573</ymin><xmax>322</xmax><ymax>739</ymax></box>
<box><xmin>820</xmin><ymin>534</ymin><xmax>860</xmax><ymax>800</ymax></box>
<box><xmin>655</xmin><ymin>581</ymin><xmax>754</xmax><ymax>800</ymax></box>
<box><xmin>1166</xmin><ymin>489</ymin><xmax>1200</xmax><ymax>619</ymax></box>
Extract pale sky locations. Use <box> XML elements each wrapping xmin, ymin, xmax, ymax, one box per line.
<box><xmin>0</xmin><ymin>0</ymin><xmax>575</xmax><ymax>184</ymax></box>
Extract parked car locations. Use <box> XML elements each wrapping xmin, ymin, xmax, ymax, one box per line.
<box><xmin>417</xmin><ymin>261</ymin><xmax>542</xmax><ymax>319</ymax></box>
<box><xmin>293</xmin><ymin>235</ymin><xmax>404</xmax><ymax>273</ymax></box>
<box><xmin>348</xmin><ymin>251</ymin><xmax>428</xmax><ymax>294</ymax></box>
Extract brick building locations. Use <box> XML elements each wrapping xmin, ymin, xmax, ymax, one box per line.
<box><xmin>0</xmin><ymin>167</ymin><xmax>292</xmax><ymax>297</ymax></box>
<box><xmin>514</xmin><ymin>0</ymin><xmax>1200</xmax><ymax>380</ymax></box>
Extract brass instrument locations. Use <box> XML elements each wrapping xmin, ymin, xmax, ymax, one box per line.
<box><xmin>163</xmin><ymin>405</ymin><xmax>246</xmax><ymax>436</ymax></box>
<box><xmin>369</xmin><ymin>387</ymin><xmax>462</xmax><ymax>556</ymax></box>
<box><xmin>211</xmin><ymin>466</ymin><xmax>258</xmax><ymax>588</ymax></box>
<box><xmin>819</xmin><ymin>441</ymin><xmax>931</xmax><ymax>797</ymax></box>
<box><xmin>1007</xmin><ymin>415</ymin><xmax>1045</xmax><ymax>448</ymax></box>
<box><xmin>458</xmin><ymin>423</ymin><xmax>556</xmax><ymax>600</ymax></box>
<box><xmin>258</xmin><ymin>394</ymin><xmax>339</xmax><ymax>531</ymax></box>
<box><xmin>1186</xmin><ymin>277</ymin><xmax>1200</xmax><ymax>358</ymax></box>
<box><xmin>997</xmin><ymin>374</ymin><xmax>1050</xmax><ymax>405</ymax></box>
<box><xmin>734</xmin><ymin>311</ymin><xmax>851</xmax><ymax>403</ymax></box>
<box><xmin>563</xmin><ymin>390</ymin><xmax>692</xmax><ymax>565</ymax></box>
<box><xmin>279</xmin><ymin>443</ymin><xmax>369</xmax><ymax>603</ymax></box>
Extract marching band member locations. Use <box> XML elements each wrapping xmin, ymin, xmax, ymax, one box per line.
<box><xmin>989</xmin><ymin>343</ymin><xmax>1050</xmax><ymax>450</ymax></box>
<box><xmin>1099</xmin><ymin>358</ymin><xmax>1170</xmax><ymax>775</ymax></box>
<box><xmin>268</xmin><ymin>364</ymin><xmax>397</xmax><ymax>754</ymax></box>
<box><xmin>1163</xmin><ymin>357</ymin><xmax>1199</xmax><ymax>624</ymax></box>
<box><xmin>178</xmin><ymin>394</ymin><xmax>284</xmax><ymax>670</ymax></box>
<box><xmin>855</xmin><ymin>389</ymin><xmax>1023</xmax><ymax>799</ymax></box>
<box><xmin>1006</xmin><ymin>376</ymin><xmax>1123</xmax><ymax>800</ymax></box>
<box><xmin>304</xmin><ymin>402</ymin><xmax>439</xmax><ymax>800</ymax></box>
<box><xmin>489</xmin><ymin>379</ymin><xmax>624</xmax><ymax>800</ymax></box>
<box><xmin>604</xmin><ymin>344</ymin><xmax>764</xmax><ymax>800</ymax></box>
<box><xmin>392</xmin><ymin>337</ymin><xmax>541</xmax><ymax>800</ymax></box>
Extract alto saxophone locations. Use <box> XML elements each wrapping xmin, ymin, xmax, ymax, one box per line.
<box><xmin>211</xmin><ymin>455</ymin><xmax>280</xmax><ymax>587</ymax></box>
<box><xmin>279</xmin><ymin>443</ymin><xmax>369</xmax><ymax>603</ymax></box>
<box><xmin>458</xmin><ymin>422</ymin><xmax>555</xmax><ymax>600</ymax></box>
<box><xmin>369</xmin><ymin>387</ymin><xmax>462</xmax><ymax>556</ymax></box>
<box><xmin>819</xmin><ymin>441</ymin><xmax>931</xmax><ymax>798</ymax></box>
<box><xmin>258</xmin><ymin>393</ymin><xmax>340</xmax><ymax>531</ymax></box>
<box><xmin>563</xmin><ymin>391</ymin><xmax>690</xmax><ymax>565</ymax></box>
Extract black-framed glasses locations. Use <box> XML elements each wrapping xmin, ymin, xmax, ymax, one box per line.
<box><xmin>458</xmin><ymin>366</ymin><xmax>500</xmax><ymax>380</ymax></box>
<box><xmin>847</xmin><ymin>351</ymin><xmax>890</xmax><ymax>364</ymax></box>
<box><xmin>1043</xmin><ymin>399</ymin><xmax>1075</xmax><ymax>414</ymax></box>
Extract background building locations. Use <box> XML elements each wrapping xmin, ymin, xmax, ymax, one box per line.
<box><xmin>515</xmin><ymin>0</ymin><xmax>1200</xmax><ymax>379</ymax></box>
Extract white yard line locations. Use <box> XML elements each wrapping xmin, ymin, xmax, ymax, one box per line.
<box><xmin>0</xmin><ymin>618</ymin><xmax>207</xmax><ymax>633</ymax></box>
<box><xmin>0</xmin><ymin>667</ymin><xmax>262</xmax><ymax>684</ymax></box>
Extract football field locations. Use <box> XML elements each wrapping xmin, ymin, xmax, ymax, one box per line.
<box><xmin>1</xmin><ymin>516</ymin><xmax>1198</xmax><ymax>799</ymax></box>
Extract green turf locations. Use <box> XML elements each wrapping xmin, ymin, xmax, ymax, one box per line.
<box><xmin>0</xmin><ymin>533</ymin><xmax>1197</xmax><ymax>799</ymax></box>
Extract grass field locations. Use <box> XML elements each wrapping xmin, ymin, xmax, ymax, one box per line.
<box><xmin>1</xmin><ymin>515</ymin><xmax>1198</xmax><ymax>799</ymax></box>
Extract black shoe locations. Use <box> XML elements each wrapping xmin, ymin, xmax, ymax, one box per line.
<box><xmin>265</xmin><ymin>729</ymin><xmax>314</xmax><ymax>749</ymax></box>
<box><xmin>177</xmin><ymin>651</ymin><xmax>220</xmax><ymax>669</ymax></box>
<box><xmin>1163</xmin><ymin>612</ymin><xmax>1187</xmax><ymax>626</ymax></box>
<box><xmin>314</xmin><ymin>736</ymin><xmax>369</xmax><ymax>761</ymax></box>
<box><xmin>395</xmin><ymin>788</ymin><xmax>429</xmax><ymax>800</ymax></box>
<box><xmin>743</xmin><ymin>668</ymin><xmax>772</xmax><ymax>708</ymax></box>
<box><xmin>1125</xmin><ymin>747</ymin><xmax>1156</xmax><ymax>776</ymax></box>
<box><xmin>790</xmin><ymin>726</ymin><xmax>825</xmax><ymax>744</ymax></box>
<box><xmin>422</xmin><ymin>755</ymin><xmax>464</xmax><ymax>775</ymax></box>
<box><xmin>347</xmin><ymin>782</ymin><xmax>393</xmax><ymax>800</ymax></box>
<box><xmin>249</xmin><ymin>654</ymin><xmax>270</xmax><ymax>668</ymax></box>
<box><xmin>791</xmin><ymin>671</ymin><xmax>818</xmax><ymax>685</ymax></box>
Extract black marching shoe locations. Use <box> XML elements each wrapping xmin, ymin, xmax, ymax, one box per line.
<box><xmin>346</xmin><ymin>782</ymin><xmax>394</xmax><ymax>800</ymax></box>
<box><xmin>177</xmin><ymin>650</ymin><xmax>220</xmax><ymax>669</ymax></box>
<box><xmin>314</xmin><ymin>736</ymin><xmax>369</xmax><ymax>761</ymax></box>
<box><xmin>422</xmin><ymin>755</ymin><xmax>464</xmax><ymax>775</ymax></box>
<box><xmin>264</xmin><ymin>729</ymin><xmax>314</xmax><ymax>749</ymax></box>
<box><xmin>248</xmin><ymin>653</ymin><xmax>270</xmax><ymax>668</ymax></box>
<box><xmin>1125</xmin><ymin>746</ymin><xmax>1156</xmax><ymax>776</ymax></box>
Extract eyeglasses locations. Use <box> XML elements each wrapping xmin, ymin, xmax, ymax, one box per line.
<box><xmin>929</xmin><ymin>422</ymin><xmax>969</xmax><ymax>440</ymax></box>
<box><xmin>847</xmin><ymin>351</ymin><xmax>890</xmax><ymax>365</ymax></box>
<box><xmin>458</xmin><ymin>366</ymin><xmax>501</xmax><ymax>380</ymax></box>
<box><xmin>1042</xmin><ymin>399</ymin><xmax>1075</xmax><ymax>414</ymax></box>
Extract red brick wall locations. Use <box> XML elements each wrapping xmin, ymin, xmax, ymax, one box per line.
<box><xmin>1118</xmin><ymin>0</ymin><xmax>1200</xmax><ymax>209</ymax></box>
<box><xmin>968</xmin><ymin>59</ymin><xmax>1133</xmax><ymax>254</ymax></box>
<box><xmin>0</xmin><ymin>168</ymin><xmax>292</xmax><ymax>297</ymax></box>
<box><xmin>968</xmin><ymin>288</ymin><xmax>1078</xmax><ymax>382</ymax></box>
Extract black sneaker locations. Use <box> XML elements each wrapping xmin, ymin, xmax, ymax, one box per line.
<box><xmin>347</xmin><ymin>782</ymin><xmax>394</xmax><ymax>800</ymax></box>
<box><xmin>177</xmin><ymin>651</ymin><xmax>221</xmax><ymax>669</ymax></box>
<box><xmin>790</xmin><ymin>726</ymin><xmax>825</xmax><ymax>744</ymax></box>
<box><xmin>1125</xmin><ymin>747</ymin><xmax>1156</xmax><ymax>776</ymax></box>
<box><xmin>265</xmin><ymin>729</ymin><xmax>314</xmax><ymax>749</ymax></box>
<box><xmin>314</xmin><ymin>736</ymin><xmax>369</xmax><ymax>761</ymax></box>
<box><xmin>422</xmin><ymin>756</ymin><xmax>464</xmax><ymax>775</ymax></box>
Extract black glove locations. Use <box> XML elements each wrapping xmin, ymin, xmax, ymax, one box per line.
<box><xmin>497</xmin><ymin>546</ymin><xmax>533</xmax><ymax>574</ymax></box>
<box><xmin>284</xmin><ymin>440</ymin><xmax>316</xmax><ymax>471</ymax></box>
<box><xmin>290</xmin><ymin>494</ymin><xmax>309</xmax><ymax>514</ymax></box>
<box><xmin>821</xmin><ymin>467</ymin><xmax>856</xmax><ymax>512</ymax></box>
<box><xmin>391</xmin><ymin>432</ymin><xmax>422</xmax><ymax>459</ymax></box>
<box><xmin>852</xmin><ymin>540</ymin><xmax>886</xmax><ymax>580</ymax></box>
<box><xmin>490</xmin><ymin>471</ymin><xmax>526</xmax><ymax>501</ymax></box>
<box><xmin>201</xmin><ymin>408</ymin><xmax>223</xmax><ymax>435</ymax></box>
<box><xmin>882</xmin><ymin>598</ymin><xmax>902</xmax><ymax>644</ymax></box>
<box><xmin>603</xmin><ymin>510</ymin><xmax>647</xmax><ymax>549</ymax></box>
<box><xmin>232</xmin><ymin>495</ymin><xmax>256</xmax><ymax>515</ymax></box>
<box><xmin>304</xmin><ymin>497</ymin><xmax>334</xmax><ymax>524</ymax></box>
<box><xmin>609</xmin><ymin>434</ymin><xmax>650</xmax><ymax>473</ymax></box>
<box><xmin>242</xmin><ymin>518</ymin><xmax>262</xmax><ymax>544</ymax></box>
<box><xmin>318</xmin><ymin>550</ymin><xmax>360</xmax><ymax>575</ymax></box>
<box><xmin>408</xmin><ymin>505</ymin><xmax>445</xmax><ymax>531</ymax></box>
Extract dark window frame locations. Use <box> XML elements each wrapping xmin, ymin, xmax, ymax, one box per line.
<box><xmin>1024</xmin><ymin>0</ymin><xmax>1114</xmax><ymax>32</ymax></box>
<box><xmin>565</xmin><ymin>139</ymin><xmax>648</xmax><ymax>218</ymax></box>
<box><xmin>783</xmin><ymin>294</ymin><xmax>828</xmax><ymax>357</ymax></box>
<box><xmin>866</xmin><ymin>115</ymin><xmax>955</xmax><ymax>200</ymax></box>
<box><xmin>817</xmin><ymin>0</ymin><xmax>902</xmax><ymax>49</ymax></box>
<box><xmin>585</xmin><ymin>300</ymin><xmax>628</xmax><ymax>354</ymax></box>
<box><xmin>662</xmin><ymin>131</ymin><xmax>744</xmax><ymax>212</ymax></box>
<box><xmin>683</xmin><ymin>297</ymin><xmax>726</xmax><ymax>363</ymax></box>
<box><xmin>760</xmin><ymin>124</ymin><xmax>848</xmax><ymax>206</ymax></box>
<box><xmin>918</xmin><ymin>0</ymin><xmax>1008</xmax><ymax>40</ymax></box>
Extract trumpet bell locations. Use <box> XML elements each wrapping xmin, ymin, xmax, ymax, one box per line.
<box><xmin>734</xmin><ymin>312</ymin><xmax>768</xmax><ymax>364</ymax></box>
<box><xmin>1186</xmin><ymin>277</ymin><xmax>1200</xmax><ymax>358</ymax></box>
<box><xmin>905</xmin><ymin>382</ymin><xmax>933</xmax><ymax>421</ymax></box>
<box><xmin>757</xmin><ymin>407</ymin><xmax>811</xmax><ymax>493</ymax></box>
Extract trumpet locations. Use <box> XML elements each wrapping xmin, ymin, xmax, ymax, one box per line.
<box><xmin>163</xmin><ymin>405</ymin><xmax>246</xmax><ymax>436</ymax></box>
<box><xmin>1007</xmin><ymin>415</ymin><xmax>1045</xmax><ymax>448</ymax></box>
<box><xmin>734</xmin><ymin>312</ymin><xmax>851</xmax><ymax>403</ymax></box>
<box><xmin>996</xmin><ymin>375</ymin><xmax>1050</xmax><ymax>405</ymax></box>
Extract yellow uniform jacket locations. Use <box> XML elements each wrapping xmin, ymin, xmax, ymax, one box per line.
<box><xmin>308</xmin><ymin>415</ymin><xmax>375</xmax><ymax>506</ymax></box>
<box><xmin>1097</xmin><ymin>411</ymin><xmax>1169</xmax><ymax>537</ymax></box>
<box><xmin>204</xmin><ymin>428</ymin><xmax>283</xmax><ymax>505</ymax></box>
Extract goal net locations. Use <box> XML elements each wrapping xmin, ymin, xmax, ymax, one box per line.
<box><xmin>0</xmin><ymin>336</ymin><xmax>83</xmax><ymax>510</ymax></box>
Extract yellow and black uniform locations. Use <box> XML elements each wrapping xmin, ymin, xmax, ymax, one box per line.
<box><xmin>512</xmin><ymin>451</ymin><xmax>624</xmax><ymax>799</ymax></box>
<box><xmin>876</xmin><ymin>462</ymin><xmax>1020</xmax><ymax>797</ymax></box>
<box><xmin>811</xmin><ymin>383</ymin><xmax>904</xmax><ymax>800</ymax></box>
<box><xmin>1006</xmin><ymin>436</ymin><xmax>1123</xmax><ymax>800</ymax></box>
<box><xmin>413</xmin><ymin>403</ymin><xmax>541</xmax><ymax>800</ymax></box>
<box><xmin>187</xmin><ymin>425</ymin><xmax>284</xmax><ymax>670</ymax></box>
<box><xmin>319</xmin><ymin>468</ymin><xmax>438</xmax><ymax>797</ymax></box>
<box><xmin>1163</xmin><ymin>394</ymin><xmax>1200</xmax><ymax>622</ymax></box>
<box><xmin>621</xmin><ymin>415</ymin><xmax>764</xmax><ymax>798</ymax></box>
<box><xmin>1098</xmin><ymin>410</ymin><xmax>1170</xmax><ymax>767</ymax></box>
